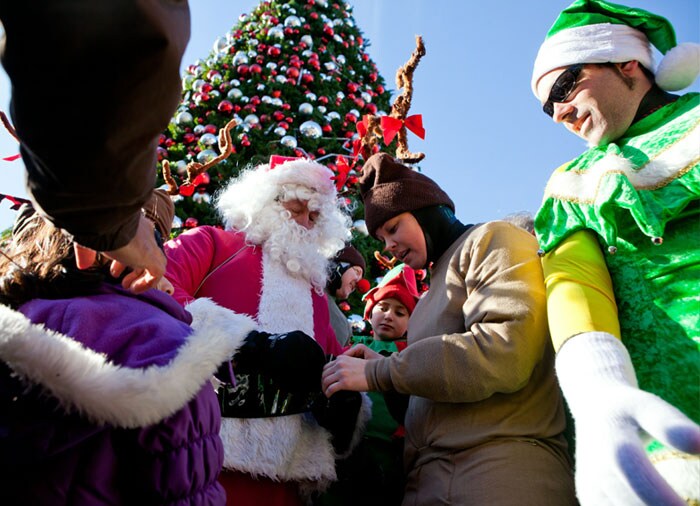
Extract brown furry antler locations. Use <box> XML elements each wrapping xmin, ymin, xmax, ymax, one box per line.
<box><xmin>391</xmin><ymin>36</ymin><xmax>426</xmax><ymax>164</ymax></box>
<box><xmin>163</xmin><ymin>118</ymin><xmax>238</xmax><ymax>195</ymax></box>
<box><xmin>356</xmin><ymin>36</ymin><xmax>427</xmax><ymax>165</ymax></box>
<box><xmin>357</xmin><ymin>114</ymin><xmax>382</xmax><ymax>161</ymax></box>
<box><xmin>374</xmin><ymin>250</ymin><xmax>398</xmax><ymax>270</ymax></box>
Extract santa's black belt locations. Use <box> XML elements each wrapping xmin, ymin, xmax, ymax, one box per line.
<box><xmin>217</xmin><ymin>372</ymin><xmax>323</xmax><ymax>418</ymax></box>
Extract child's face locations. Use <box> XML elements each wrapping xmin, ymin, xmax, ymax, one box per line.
<box><xmin>370</xmin><ymin>298</ymin><xmax>410</xmax><ymax>341</ymax></box>
<box><xmin>375</xmin><ymin>212</ymin><xmax>427</xmax><ymax>269</ymax></box>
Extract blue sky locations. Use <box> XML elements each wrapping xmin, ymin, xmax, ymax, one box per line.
<box><xmin>1</xmin><ymin>0</ymin><xmax>698</xmax><ymax>230</ymax></box>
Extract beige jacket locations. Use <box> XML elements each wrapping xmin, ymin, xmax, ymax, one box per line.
<box><xmin>365</xmin><ymin>221</ymin><xmax>567</xmax><ymax>471</ymax></box>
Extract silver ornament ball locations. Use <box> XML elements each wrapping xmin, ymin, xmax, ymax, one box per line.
<box><xmin>280</xmin><ymin>135</ymin><xmax>298</xmax><ymax>148</ymax></box>
<box><xmin>300</xmin><ymin>120</ymin><xmax>323</xmax><ymax>139</ymax></box>
<box><xmin>298</xmin><ymin>102</ymin><xmax>314</xmax><ymax>115</ymax></box>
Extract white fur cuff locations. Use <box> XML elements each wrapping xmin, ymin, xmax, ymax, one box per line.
<box><xmin>0</xmin><ymin>299</ymin><xmax>256</xmax><ymax>428</ymax></box>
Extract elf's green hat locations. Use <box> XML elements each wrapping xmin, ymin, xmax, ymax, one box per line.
<box><xmin>531</xmin><ymin>0</ymin><xmax>700</xmax><ymax>96</ymax></box>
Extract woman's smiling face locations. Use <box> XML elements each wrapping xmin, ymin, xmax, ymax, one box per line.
<box><xmin>376</xmin><ymin>212</ymin><xmax>427</xmax><ymax>269</ymax></box>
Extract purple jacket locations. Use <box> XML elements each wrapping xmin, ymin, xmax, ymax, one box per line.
<box><xmin>0</xmin><ymin>284</ymin><xmax>256</xmax><ymax>505</ymax></box>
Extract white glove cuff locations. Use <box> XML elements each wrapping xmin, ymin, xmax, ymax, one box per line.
<box><xmin>556</xmin><ymin>331</ymin><xmax>639</xmax><ymax>412</ymax></box>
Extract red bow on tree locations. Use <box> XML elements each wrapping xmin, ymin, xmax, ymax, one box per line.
<box><xmin>331</xmin><ymin>155</ymin><xmax>352</xmax><ymax>192</ymax></box>
<box><xmin>380</xmin><ymin>114</ymin><xmax>425</xmax><ymax>146</ymax></box>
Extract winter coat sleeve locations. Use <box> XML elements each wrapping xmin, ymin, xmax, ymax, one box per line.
<box><xmin>0</xmin><ymin>1</ymin><xmax>190</xmax><ymax>251</ymax></box>
<box><xmin>367</xmin><ymin>222</ymin><xmax>551</xmax><ymax>403</ymax></box>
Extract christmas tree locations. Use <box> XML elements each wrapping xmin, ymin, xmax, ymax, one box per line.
<box><xmin>158</xmin><ymin>0</ymin><xmax>428</xmax><ymax>327</ymax></box>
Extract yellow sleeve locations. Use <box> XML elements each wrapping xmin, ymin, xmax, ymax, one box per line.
<box><xmin>542</xmin><ymin>230</ymin><xmax>621</xmax><ymax>351</ymax></box>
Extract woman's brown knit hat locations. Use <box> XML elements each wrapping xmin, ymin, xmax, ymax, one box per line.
<box><xmin>358</xmin><ymin>152</ymin><xmax>454</xmax><ymax>238</ymax></box>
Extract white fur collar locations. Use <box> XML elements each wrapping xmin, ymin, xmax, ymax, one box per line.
<box><xmin>544</xmin><ymin>123</ymin><xmax>700</xmax><ymax>203</ymax></box>
<box><xmin>0</xmin><ymin>298</ymin><xmax>256</xmax><ymax>428</ymax></box>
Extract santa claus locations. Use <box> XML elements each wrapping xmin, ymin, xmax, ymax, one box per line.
<box><xmin>164</xmin><ymin>156</ymin><xmax>370</xmax><ymax>506</ymax></box>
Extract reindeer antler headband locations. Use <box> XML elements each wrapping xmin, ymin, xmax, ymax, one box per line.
<box><xmin>356</xmin><ymin>36</ymin><xmax>426</xmax><ymax>164</ymax></box>
<box><xmin>162</xmin><ymin>118</ymin><xmax>238</xmax><ymax>195</ymax></box>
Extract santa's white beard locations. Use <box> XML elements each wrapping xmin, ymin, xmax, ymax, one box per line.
<box><xmin>248</xmin><ymin>205</ymin><xmax>331</xmax><ymax>293</ymax></box>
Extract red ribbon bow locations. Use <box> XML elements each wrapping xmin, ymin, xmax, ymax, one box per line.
<box><xmin>2</xmin><ymin>154</ymin><xmax>21</xmax><ymax>162</ymax></box>
<box><xmin>380</xmin><ymin>114</ymin><xmax>425</xmax><ymax>146</ymax></box>
<box><xmin>331</xmin><ymin>155</ymin><xmax>352</xmax><ymax>192</ymax></box>
<box><xmin>353</xmin><ymin>115</ymin><xmax>381</xmax><ymax>160</ymax></box>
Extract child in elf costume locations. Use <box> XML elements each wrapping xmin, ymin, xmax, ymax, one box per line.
<box><xmin>316</xmin><ymin>263</ymin><xmax>419</xmax><ymax>506</ymax></box>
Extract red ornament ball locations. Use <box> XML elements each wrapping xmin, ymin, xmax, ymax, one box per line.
<box><xmin>218</xmin><ymin>100</ymin><xmax>234</xmax><ymax>114</ymax></box>
<box><xmin>236</xmin><ymin>64</ymin><xmax>250</xmax><ymax>77</ymax></box>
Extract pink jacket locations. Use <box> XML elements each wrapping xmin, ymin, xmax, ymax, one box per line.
<box><xmin>164</xmin><ymin>225</ymin><xmax>341</xmax><ymax>363</ymax></box>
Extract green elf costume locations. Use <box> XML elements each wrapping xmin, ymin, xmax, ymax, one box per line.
<box><xmin>531</xmin><ymin>1</ymin><xmax>700</xmax><ymax>505</ymax></box>
<box><xmin>317</xmin><ymin>263</ymin><xmax>419</xmax><ymax>506</ymax></box>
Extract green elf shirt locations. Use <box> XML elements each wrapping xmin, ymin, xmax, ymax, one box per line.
<box><xmin>350</xmin><ymin>335</ymin><xmax>407</xmax><ymax>442</ymax></box>
<box><xmin>535</xmin><ymin>92</ymin><xmax>700</xmax><ymax>454</ymax></box>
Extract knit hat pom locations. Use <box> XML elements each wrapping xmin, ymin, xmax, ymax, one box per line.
<box><xmin>655</xmin><ymin>42</ymin><xmax>700</xmax><ymax>91</ymax></box>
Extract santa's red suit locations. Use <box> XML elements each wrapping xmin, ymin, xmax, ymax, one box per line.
<box><xmin>165</xmin><ymin>225</ymin><xmax>365</xmax><ymax>505</ymax></box>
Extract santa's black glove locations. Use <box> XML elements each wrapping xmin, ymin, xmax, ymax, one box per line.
<box><xmin>311</xmin><ymin>390</ymin><xmax>362</xmax><ymax>455</ymax></box>
<box><xmin>232</xmin><ymin>330</ymin><xmax>326</xmax><ymax>394</ymax></box>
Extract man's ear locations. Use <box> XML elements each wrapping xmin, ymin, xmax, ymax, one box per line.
<box><xmin>618</xmin><ymin>60</ymin><xmax>640</xmax><ymax>76</ymax></box>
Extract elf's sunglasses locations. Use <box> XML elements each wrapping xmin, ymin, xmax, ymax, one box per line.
<box><xmin>543</xmin><ymin>63</ymin><xmax>584</xmax><ymax>117</ymax></box>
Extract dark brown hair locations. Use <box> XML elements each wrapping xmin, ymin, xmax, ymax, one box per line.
<box><xmin>0</xmin><ymin>215</ymin><xmax>107</xmax><ymax>309</ymax></box>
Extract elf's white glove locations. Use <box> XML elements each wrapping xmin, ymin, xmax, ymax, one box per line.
<box><xmin>556</xmin><ymin>332</ymin><xmax>700</xmax><ymax>506</ymax></box>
